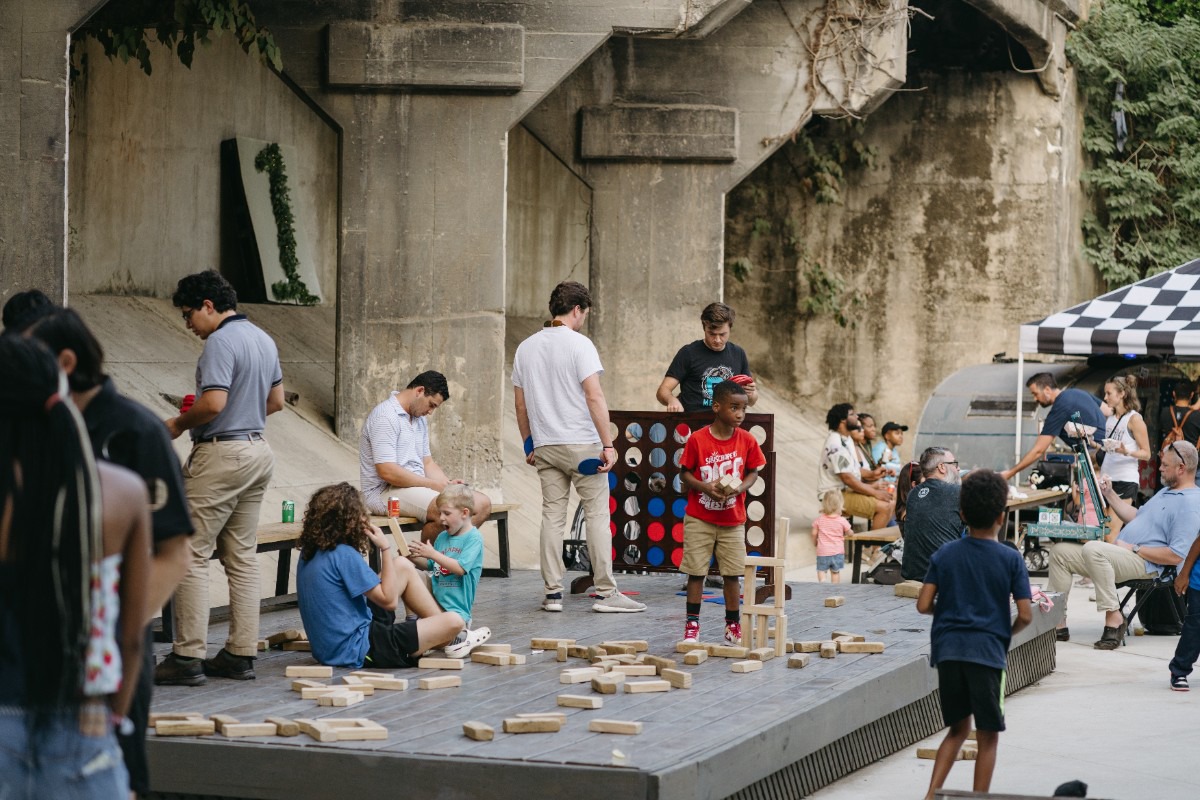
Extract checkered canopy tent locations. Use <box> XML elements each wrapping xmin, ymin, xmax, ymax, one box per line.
<box><xmin>1020</xmin><ymin>258</ymin><xmax>1200</xmax><ymax>357</ymax></box>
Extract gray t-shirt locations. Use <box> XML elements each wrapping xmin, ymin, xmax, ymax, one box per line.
<box><xmin>901</xmin><ymin>479</ymin><xmax>963</xmax><ymax>582</ymax></box>
<box><xmin>192</xmin><ymin>315</ymin><xmax>282</xmax><ymax>440</ymax></box>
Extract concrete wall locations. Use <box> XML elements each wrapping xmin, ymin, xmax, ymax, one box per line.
<box><xmin>68</xmin><ymin>35</ymin><xmax>338</xmax><ymax>301</ymax></box>
<box><xmin>505</xmin><ymin>125</ymin><xmax>591</xmax><ymax>320</ymax></box>
<box><xmin>726</xmin><ymin>66</ymin><xmax>1097</xmax><ymax>431</ymax></box>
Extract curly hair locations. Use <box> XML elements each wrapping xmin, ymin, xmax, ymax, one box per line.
<box><xmin>298</xmin><ymin>483</ymin><xmax>370</xmax><ymax>561</ymax></box>
<box><xmin>825</xmin><ymin>403</ymin><xmax>854</xmax><ymax>431</ymax></box>
<box><xmin>172</xmin><ymin>270</ymin><xmax>238</xmax><ymax>313</ymax></box>
<box><xmin>960</xmin><ymin>470</ymin><xmax>1009</xmax><ymax>530</ymax></box>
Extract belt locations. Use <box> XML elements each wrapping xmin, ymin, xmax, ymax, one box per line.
<box><xmin>195</xmin><ymin>433</ymin><xmax>264</xmax><ymax>444</ymax></box>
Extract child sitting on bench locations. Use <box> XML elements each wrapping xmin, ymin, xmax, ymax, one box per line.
<box><xmin>295</xmin><ymin>482</ymin><xmax>464</xmax><ymax>669</ymax></box>
<box><xmin>408</xmin><ymin>484</ymin><xmax>491</xmax><ymax>658</ymax></box>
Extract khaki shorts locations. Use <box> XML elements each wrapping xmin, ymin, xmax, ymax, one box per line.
<box><xmin>842</xmin><ymin>490</ymin><xmax>877</xmax><ymax>519</ymax></box>
<box><xmin>386</xmin><ymin>486</ymin><xmax>439</xmax><ymax>519</ymax></box>
<box><xmin>681</xmin><ymin>516</ymin><xmax>746</xmax><ymax>577</ymax></box>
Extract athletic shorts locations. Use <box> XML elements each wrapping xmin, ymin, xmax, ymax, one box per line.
<box><xmin>936</xmin><ymin>660</ymin><xmax>1007</xmax><ymax>732</ymax></box>
<box><xmin>842</xmin><ymin>490</ymin><xmax>877</xmax><ymax>519</ymax></box>
<box><xmin>365</xmin><ymin>600</ymin><xmax>421</xmax><ymax>669</ymax></box>
<box><xmin>681</xmin><ymin>516</ymin><xmax>746</xmax><ymax>577</ymax></box>
<box><xmin>1109</xmin><ymin>481</ymin><xmax>1138</xmax><ymax>501</ymax></box>
<box><xmin>816</xmin><ymin>553</ymin><xmax>845</xmax><ymax>573</ymax></box>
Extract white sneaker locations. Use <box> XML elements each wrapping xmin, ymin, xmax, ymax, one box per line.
<box><xmin>592</xmin><ymin>592</ymin><xmax>647</xmax><ymax>613</ymax></box>
<box><xmin>542</xmin><ymin>594</ymin><xmax>563</xmax><ymax>612</ymax></box>
<box><xmin>444</xmin><ymin>626</ymin><xmax>491</xmax><ymax>659</ymax></box>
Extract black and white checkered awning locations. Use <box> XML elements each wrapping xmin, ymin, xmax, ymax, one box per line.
<box><xmin>1020</xmin><ymin>258</ymin><xmax>1200</xmax><ymax>356</ymax></box>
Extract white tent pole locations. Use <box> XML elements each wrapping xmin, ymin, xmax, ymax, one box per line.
<box><xmin>1015</xmin><ymin>352</ymin><xmax>1025</xmax><ymax>482</ymax></box>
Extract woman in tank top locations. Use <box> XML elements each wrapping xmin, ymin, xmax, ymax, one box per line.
<box><xmin>1100</xmin><ymin>375</ymin><xmax>1151</xmax><ymax>540</ymax></box>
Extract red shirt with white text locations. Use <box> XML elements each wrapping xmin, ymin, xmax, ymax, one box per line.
<box><xmin>679</xmin><ymin>426</ymin><xmax>767</xmax><ymax>526</ymax></box>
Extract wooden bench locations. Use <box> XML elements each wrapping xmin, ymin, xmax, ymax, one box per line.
<box><xmin>845</xmin><ymin>525</ymin><xmax>900</xmax><ymax>584</ymax></box>
<box><xmin>156</xmin><ymin>504</ymin><xmax>516</xmax><ymax>642</ymax></box>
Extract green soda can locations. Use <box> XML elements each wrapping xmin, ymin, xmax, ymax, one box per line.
<box><xmin>282</xmin><ymin>500</ymin><xmax>295</xmax><ymax>523</ymax></box>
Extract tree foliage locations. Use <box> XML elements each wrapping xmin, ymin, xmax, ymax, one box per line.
<box><xmin>254</xmin><ymin>144</ymin><xmax>318</xmax><ymax>306</ymax></box>
<box><xmin>1067</xmin><ymin>0</ymin><xmax>1200</xmax><ymax>285</ymax></box>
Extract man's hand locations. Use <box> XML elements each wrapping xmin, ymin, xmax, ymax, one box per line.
<box><xmin>1099</xmin><ymin>476</ymin><xmax>1115</xmax><ymax>499</ymax></box>
<box><xmin>873</xmin><ymin>486</ymin><xmax>892</xmax><ymax>502</ymax></box>
<box><xmin>665</xmin><ymin>397</ymin><xmax>683</xmax><ymax>413</ymax></box>
<box><xmin>1000</xmin><ymin>468</ymin><xmax>1015</xmax><ymax>481</ymax></box>
<box><xmin>164</xmin><ymin>416</ymin><xmax>184</xmax><ymax>440</ymax></box>
<box><xmin>598</xmin><ymin>446</ymin><xmax>617</xmax><ymax>473</ymax></box>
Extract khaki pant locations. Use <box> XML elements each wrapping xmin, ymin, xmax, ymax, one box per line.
<box><xmin>535</xmin><ymin>443</ymin><xmax>617</xmax><ymax>597</ymax></box>
<box><xmin>1047</xmin><ymin>539</ymin><xmax>1152</xmax><ymax>614</ymax></box>
<box><xmin>173</xmin><ymin>440</ymin><xmax>275</xmax><ymax>658</ymax></box>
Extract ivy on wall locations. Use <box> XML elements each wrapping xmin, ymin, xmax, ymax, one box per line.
<box><xmin>254</xmin><ymin>143</ymin><xmax>317</xmax><ymax>305</ymax></box>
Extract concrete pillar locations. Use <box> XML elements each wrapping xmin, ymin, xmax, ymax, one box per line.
<box><xmin>0</xmin><ymin>1</ymin><xmax>94</xmax><ymax>305</ymax></box>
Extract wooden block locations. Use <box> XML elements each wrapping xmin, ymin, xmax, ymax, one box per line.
<box><xmin>558</xmin><ymin>694</ymin><xmax>603</xmax><ymax>709</ymax></box>
<box><xmin>532</xmin><ymin>637</ymin><xmax>575</xmax><ymax>649</ymax></box>
<box><xmin>642</xmin><ymin>655</ymin><xmax>676</xmax><ymax>674</ymax></box>
<box><xmin>350</xmin><ymin>670</ymin><xmax>395</xmax><ymax>679</ymax></box>
<box><xmin>609</xmin><ymin>664</ymin><xmax>656</xmax><ymax>676</ymax></box>
<box><xmin>731</xmin><ymin>660</ymin><xmax>762</xmax><ymax>673</ymax></box>
<box><xmin>318</xmin><ymin>691</ymin><xmax>364</xmax><ymax>707</ymax></box>
<box><xmin>503</xmin><ymin>717</ymin><xmax>563</xmax><ymax>733</ymax></box>
<box><xmin>291</xmin><ymin>678</ymin><xmax>326</xmax><ymax>692</ymax></box>
<box><xmin>568</xmin><ymin>645</ymin><xmax>590</xmax><ymax>659</ymax></box>
<box><xmin>894</xmin><ymin>581</ymin><xmax>923</xmax><ymax>599</ymax></box>
<box><xmin>660</xmin><ymin>668</ymin><xmax>692</xmax><ymax>689</ymax></box>
<box><xmin>149</xmin><ymin>712</ymin><xmax>203</xmax><ymax>725</ymax></box>
<box><xmin>610</xmin><ymin>654</ymin><xmax>639</xmax><ymax>664</ymax></box>
<box><xmin>588</xmin><ymin>645</ymin><xmax>606</xmax><ymax>660</ymax></box>
<box><xmin>683</xmin><ymin>650</ymin><xmax>709</xmax><ymax>666</ymax></box>
<box><xmin>833</xmin><ymin>635</ymin><xmax>855</xmax><ymax>645</ymax></box>
<box><xmin>832</xmin><ymin>631</ymin><xmax>865</xmax><ymax>642</ymax></box>
<box><xmin>598</xmin><ymin>643</ymin><xmax>636</xmax><ymax>655</ymax></box>
<box><xmin>418</xmin><ymin>675</ymin><xmax>462</xmax><ymax>690</ymax></box>
<box><xmin>385</xmin><ymin>517</ymin><xmax>411</xmax><ymax>556</ymax></box>
<box><xmin>601</xmin><ymin>640</ymin><xmax>649</xmax><ymax>652</ymax></box>
<box><xmin>282</xmin><ymin>640</ymin><xmax>312</xmax><ymax>651</ymax></box>
<box><xmin>321</xmin><ymin>719</ymin><xmax>388</xmax><ymax>740</ymax></box>
<box><xmin>516</xmin><ymin>712</ymin><xmax>567</xmax><ymax>721</ymax></box>
<box><xmin>591</xmin><ymin>674</ymin><xmax>626</xmax><ymax>694</ymax></box>
<box><xmin>357</xmin><ymin>676</ymin><xmax>408</xmax><ymax>691</ymax></box>
<box><xmin>796</xmin><ymin>641</ymin><xmax>823</xmax><ymax>653</ymax></box>
<box><xmin>623</xmin><ymin>679</ymin><xmax>670</xmax><ymax>693</ymax></box>
<box><xmin>296</xmin><ymin>719</ymin><xmax>338</xmax><ymax>742</ymax></box>
<box><xmin>556</xmin><ymin>643</ymin><xmax>568</xmax><ymax>662</ymax></box>
<box><xmin>338</xmin><ymin>676</ymin><xmax>375</xmax><ymax>695</ymax></box>
<box><xmin>787</xmin><ymin>654</ymin><xmax>811</xmax><ymax>669</ymax></box>
<box><xmin>301</xmin><ymin>687</ymin><xmax>342</xmax><ymax>700</ymax></box>
<box><xmin>962</xmin><ymin>746</ymin><xmax>978</xmax><ymax>761</ymax></box>
<box><xmin>471</xmin><ymin>651</ymin><xmax>510</xmax><ymax>666</ymax></box>
<box><xmin>257</xmin><ymin>639</ymin><xmax>270</xmax><ymax>651</ymax></box>
<box><xmin>507</xmin><ymin>654</ymin><xmax>527</xmax><ymax>665</ymax></box>
<box><xmin>222</xmin><ymin>722</ymin><xmax>278</xmax><ymax>738</ymax></box>
<box><xmin>824</xmin><ymin>596</ymin><xmax>845</xmax><ymax>608</ymax></box>
<box><xmin>588</xmin><ymin>719</ymin><xmax>643</xmax><ymax>735</ymax></box>
<box><xmin>710</xmin><ymin>645</ymin><xmax>748</xmax><ymax>658</ymax></box>
<box><xmin>286</xmin><ymin>665</ymin><xmax>333</xmax><ymax>678</ymax></box>
<box><xmin>474</xmin><ymin>643</ymin><xmax>512</xmax><ymax>654</ymax></box>
<box><xmin>838</xmin><ymin>641</ymin><xmax>885</xmax><ymax>654</ymax></box>
<box><xmin>267</xmin><ymin>629</ymin><xmax>303</xmax><ymax>646</ymax></box>
<box><xmin>417</xmin><ymin>657</ymin><xmax>464</xmax><ymax>670</ymax></box>
<box><xmin>675</xmin><ymin>641</ymin><xmax>709</xmax><ymax>653</ymax></box>
<box><xmin>748</xmin><ymin>648</ymin><xmax>776</xmax><ymax>662</ymax></box>
<box><xmin>210</xmin><ymin>714</ymin><xmax>240</xmax><ymax>734</ymax></box>
<box><xmin>265</xmin><ymin>716</ymin><xmax>299</xmax><ymax>737</ymax></box>
<box><xmin>967</xmin><ymin>730</ymin><xmax>977</xmax><ymax>741</ymax></box>
<box><xmin>155</xmin><ymin>719</ymin><xmax>216</xmax><ymax>736</ymax></box>
<box><xmin>560</xmin><ymin>667</ymin><xmax>603</xmax><ymax>684</ymax></box>
<box><xmin>917</xmin><ymin>747</ymin><xmax>963</xmax><ymax>761</ymax></box>
<box><xmin>820</xmin><ymin>642</ymin><xmax>838</xmax><ymax>659</ymax></box>
<box><xmin>463</xmin><ymin>721</ymin><xmax>494</xmax><ymax>741</ymax></box>
<box><xmin>785</xmin><ymin>641</ymin><xmax>795</xmax><ymax>653</ymax></box>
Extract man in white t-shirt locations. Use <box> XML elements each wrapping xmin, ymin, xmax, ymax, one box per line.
<box><xmin>512</xmin><ymin>281</ymin><xmax>647</xmax><ymax>614</ymax></box>
<box><xmin>359</xmin><ymin>370</ymin><xmax>492</xmax><ymax>542</ymax></box>
<box><xmin>818</xmin><ymin>403</ymin><xmax>894</xmax><ymax>530</ymax></box>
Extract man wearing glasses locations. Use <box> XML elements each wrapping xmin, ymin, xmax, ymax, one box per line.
<box><xmin>901</xmin><ymin>447</ymin><xmax>963</xmax><ymax>582</ymax></box>
<box><xmin>1048</xmin><ymin>441</ymin><xmax>1200</xmax><ymax>651</ymax></box>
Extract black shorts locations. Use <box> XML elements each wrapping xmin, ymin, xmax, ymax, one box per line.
<box><xmin>1110</xmin><ymin>481</ymin><xmax>1139</xmax><ymax>502</ymax></box>
<box><xmin>936</xmin><ymin>660</ymin><xmax>1007</xmax><ymax>732</ymax></box>
<box><xmin>365</xmin><ymin>600</ymin><xmax>421</xmax><ymax>669</ymax></box>
<box><xmin>116</xmin><ymin>628</ymin><xmax>154</xmax><ymax>795</ymax></box>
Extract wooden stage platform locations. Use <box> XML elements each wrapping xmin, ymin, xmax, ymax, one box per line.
<box><xmin>147</xmin><ymin>571</ymin><xmax>1061</xmax><ymax>800</ymax></box>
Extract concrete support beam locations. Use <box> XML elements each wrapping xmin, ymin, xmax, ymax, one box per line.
<box><xmin>580</xmin><ymin>105</ymin><xmax>738</xmax><ymax>162</ymax></box>
<box><xmin>327</xmin><ymin>22</ymin><xmax>524</xmax><ymax>91</ymax></box>
<box><xmin>961</xmin><ymin>0</ymin><xmax>1071</xmax><ymax>97</ymax></box>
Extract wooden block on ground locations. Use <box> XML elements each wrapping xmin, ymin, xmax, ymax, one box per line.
<box><xmin>917</xmin><ymin>747</ymin><xmax>962</xmax><ymax>761</ymax></box>
<box><xmin>475</xmin><ymin>643</ymin><xmax>512</xmax><ymax>654</ymax></box>
<box><xmin>558</xmin><ymin>694</ymin><xmax>603</xmax><ymax>709</ymax></box>
<box><xmin>624</xmin><ymin>679</ymin><xmax>670</xmax><ymax>693</ymax></box>
<box><xmin>286</xmin><ymin>665</ymin><xmax>333</xmax><ymax>678</ymax></box>
<box><xmin>561</xmin><ymin>667</ymin><xmax>603</xmax><ymax>684</ymax></box>
<box><xmin>301</xmin><ymin>687</ymin><xmax>342</xmax><ymax>700</ymax></box>
<box><xmin>820</xmin><ymin>642</ymin><xmax>838</xmax><ymax>659</ymax></box>
<box><xmin>516</xmin><ymin>712</ymin><xmax>567</xmax><ymax>721</ymax></box>
<box><xmin>503</xmin><ymin>717</ymin><xmax>563</xmax><ymax>733</ymax></box>
<box><xmin>317</xmin><ymin>691</ymin><xmax>364</xmax><ymax>707</ymax></box>
<box><xmin>418</xmin><ymin>657</ymin><xmax>464</xmax><ymax>670</ymax></box>
<box><xmin>567</xmin><ymin>645</ymin><xmax>590</xmax><ymax>659</ymax></box>
<box><xmin>731</xmin><ymin>660</ymin><xmax>762</xmax><ymax>673</ymax></box>
<box><xmin>291</xmin><ymin>678</ymin><xmax>326</xmax><ymax>692</ymax></box>
<box><xmin>296</xmin><ymin>719</ymin><xmax>337</xmax><ymax>743</ymax></box>
<box><xmin>598</xmin><ymin>643</ymin><xmax>636</xmax><ymax>655</ymax></box>
<box><xmin>610</xmin><ymin>654</ymin><xmax>639</xmax><ymax>664</ymax></box>
<box><xmin>710</xmin><ymin>645</ymin><xmax>749</xmax><ymax>659</ymax></box>
<box><xmin>267</xmin><ymin>629</ymin><xmax>303</xmax><ymax>646</ymax></box>
<box><xmin>609</xmin><ymin>664</ymin><xmax>656</xmax><ymax>676</ymax></box>
<box><xmin>155</xmin><ymin>719</ymin><xmax>216</xmax><ymax>736</ymax></box>
<box><xmin>832</xmin><ymin>631</ymin><xmax>865</xmax><ymax>642</ymax></box>
<box><xmin>282</xmin><ymin>640</ymin><xmax>312</xmax><ymax>651</ymax></box>
<box><xmin>591</xmin><ymin>674</ymin><xmax>625</xmax><ymax>694</ymax></box>
<box><xmin>675</xmin><ymin>641</ymin><xmax>709</xmax><ymax>653</ymax></box>
<box><xmin>683</xmin><ymin>650</ymin><xmax>709</xmax><ymax>666</ymax></box>
<box><xmin>788</xmin><ymin>654</ymin><xmax>811</xmax><ymax>669</ymax></box>
<box><xmin>222</xmin><ymin>722</ymin><xmax>278</xmax><ymax>738</ymax></box>
<box><xmin>149</xmin><ymin>712</ymin><xmax>203</xmax><ymax>725</ymax></box>
<box><xmin>507</xmin><ymin>654</ymin><xmax>527</xmax><ymax>665</ymax></box>
<box><xmin>839</xmin><ymin>641</ymin><xmax>885</xmax><ymax>654</ymax></box>
<box><xmin>642</xmin><ymin>655</ymin><xmax>676</xmax><ymax>674</ymax></box>
<box><xmin>463</xmin><ymin>721</ymin><xmax>494</xmax><ymax>741</ymax></box>
<box><xmin>325</xmin><ymin>720</ymin><xmax>388</xmax><ymax>740</ymax></box>
<box><xmin>556</xmin><ymin>643</ymin><xmax>568</xmax><ymax>662</ymax></box>
<box><xmin>589</xmin><ymin>719</ymin><xmax>643</xmax><ymax>735</ymax></box>
<box><xmin>824</xmin><ymin>596</ymin><xmax>845</xmax><ymax>608</ymax></box>
<box><xmin>357</xmin><ymin>676</ymin><xmax>408</xmax><ymax>691</ymax></box>
<box><xmin>471</xmin><ymin>651</ymin><xmax>511</xmax><ymax>666</ymax></box>
<box><xmin>350</xmin><ymin>670</ymin><xmax>395</xmax><ymax>679</ymax></box>
<box><xmin>601</xmin><ymin>640</ymin><xmax>649</xmax><ymax>652</ymax></box>
<box><xmin>894</xmin><ymin>581</ymin><xmax>923</xmax><ymax>599</ymax></box>
<box><xmin>785</xmin><ymin>641</ymin><xmax>795</xmax><ymax>653</ymax></box>
<box><xmin>419</xmin><ymin>675</ymin><xmax>462</xmax><ymax>690</ymax></box>
<box><xmin>661</xmin><ymin>668</ymin><xmax>692</xmax><ymax>689</ymax></box>
<box><xmin>796</xmin><ymin>641</ymin><xmax>823</xmax><ymax>653</ymax></box>
<box><xmin>338</xmin><ymin>676</ymin><xmax>375</xmax><ymax>694</ymax></box>
<box><xmin>748</xmin><ymin>648</ymin><xmax>776</xmax><ymax>662</ymax></box>
<box><xmin>532</xmin><ymin>637</ymin><xmax>575</xmax><ymax>650</ymax></box>
<box><xmin>265</xmin><ymin>716</ymin><xmax>299</xmax><ymax>737</ymax></box>
<box><xmin>588</xmin><ymin>645</ymin><xmax>606</xmax><ymax>660</ymax></box>
<box><xmin>210</xmin><ymin>714</ymin><xmax>240</xmax><ymax>734</ymax></box>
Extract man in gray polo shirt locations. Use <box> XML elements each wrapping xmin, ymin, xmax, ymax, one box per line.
<box><xmin>155</xmin><ymin>271</ymin><xmax>283</xmax><ymax>685</ymax></box>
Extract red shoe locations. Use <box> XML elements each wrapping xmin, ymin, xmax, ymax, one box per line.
<box><xmin>725</xmin><ymin>621</ymin><xmax>743</xmax><ymax>646</ymax></box>
<box><xmin>683</xmin><ymin>619</ymin><xmax>700</xmax><ymax>642</ymax></box>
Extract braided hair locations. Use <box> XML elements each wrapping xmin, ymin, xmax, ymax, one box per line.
<box><xmin>0</xmin><ymin>335</ymin><xmax>100</xmax><ymax>708</ymax></box>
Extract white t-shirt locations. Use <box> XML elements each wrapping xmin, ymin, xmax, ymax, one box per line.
<box><xmin>512</xmin><ymin>326</ymin><xmax>604</xmax><ymax>446</ymax></box>
<box><xmin>818</xmin><ymin>430</ymin><xmax>859</xmax><ymax>499</ymax></box>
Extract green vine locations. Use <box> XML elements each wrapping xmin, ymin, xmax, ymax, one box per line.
<box><xmin>254</xmin><ymin>143</ymin><xmax>317</xmax><ymax>305</ymax></box>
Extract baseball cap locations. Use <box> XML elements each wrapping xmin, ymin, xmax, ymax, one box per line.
<box><xmin>881</xmin><ymin>422</ymin><xmax>908</xmax><ymax>434</ymax></box>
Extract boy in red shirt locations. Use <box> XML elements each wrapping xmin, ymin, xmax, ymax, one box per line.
<box><xmin>679</xmin><ymin>380</ymin><xmax>767</xmax><ymax>644</ymax></box>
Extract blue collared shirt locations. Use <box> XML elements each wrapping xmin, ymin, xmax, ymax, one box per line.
<box><xmin>1117</xmin><ymin>486</ymin><xmax>1200</xmax><ymax>575</ymax></box>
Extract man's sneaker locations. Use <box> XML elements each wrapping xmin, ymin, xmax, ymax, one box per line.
<box><xmin>1171</xmin><ymin>674</ymin><xmax>1190</xmax><ymax>692</ymax></box>
<box><xmin>153</xmin><ymin>653</ymin><xmax>206</xmax><ymax>687</ymax></box>
<box><xmin>1094</xmin><ymin>625</ymin><xmax>1123</xmax><ymax>650</ymax></box>
<box><xmin>592</xmin><ymin>592</ymin><xmax>647</xmax><ymax>613</ymax></box>
<box><xmin>542</xmin><ymin>593</ymin><xmax>563</xmax><ymax>612</ymax></box>
<box><xmin>725</xmin><ymin>621</ymin><xmax>743</xmax><ymax>646</ymax></box>
<box><xmin>683</xmin><ymin>619</ymin><xmax>700</xmax><ymax>642</ymax></box>
<box><xmin>201</xmin><ymin>648</ymin><xmax>256</xmax><ymax>680</ymax></box>
<box><xmin>445</xmin><ymin>626</ymin><xmax>492</xmax><ymax>659</ymax></box>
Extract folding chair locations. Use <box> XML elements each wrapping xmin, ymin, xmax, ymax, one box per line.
<box><xmin>1116</xmin><ymin>565</ymin><xmax>1180</xmax><ymax>646</ymax></box>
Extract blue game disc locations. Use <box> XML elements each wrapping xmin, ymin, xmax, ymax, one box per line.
<box><xmin>648</xmin><ymin>497</ymin><xmax>665</xmax><ymax>517</ymax></box>
<box><xmin>578</xmin><ymin>457</ymin><xmax>604</xmax><ymax>475</ymax></box>
<box><xmin>672</xmin><ymin>498</ymin><xmax>687</xmax><ymax>518</ymax></box>
<box><xmin>647</xmin><ymin>547</ymin><xmax>665</xmax><ymax>567</ymax></box>
<box><xmin>523</xmin><ymin>436</ymin><xmax>534</xmax><ymax>456</ymax></box>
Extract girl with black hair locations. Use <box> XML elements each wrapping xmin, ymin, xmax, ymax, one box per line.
<box><xmin>0</xmin><ymin>336</ymin><xmax>151</xmax><ymax>798</ymax></box>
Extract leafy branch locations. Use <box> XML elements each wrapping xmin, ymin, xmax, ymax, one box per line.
<box><xmin>254</xmin><ymin>143</ymin><xmax>318</xmax><ymax>306</ymax></box>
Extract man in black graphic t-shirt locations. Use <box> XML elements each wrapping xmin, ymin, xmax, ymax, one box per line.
<box><xmin>657</xmin><ymin>302</ymin><xmax>758</xmax><ymax>413</ymax></box>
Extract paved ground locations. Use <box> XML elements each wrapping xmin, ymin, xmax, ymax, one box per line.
<box><xmin>812</xmin><ymin>575</ymin><xmax>1194</xmax><ymax>800</ymax></box>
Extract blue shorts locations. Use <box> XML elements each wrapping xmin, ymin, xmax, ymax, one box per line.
<box><xmin>816</xmin><ymin>554</ymin><xmax>844</xmax><ymax>573</ymax></box>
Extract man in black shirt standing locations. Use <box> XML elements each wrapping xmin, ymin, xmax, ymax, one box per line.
<box><xmin>656</xmin><ymin>302</ymin><xmax>758</xmax><ymax>413</ymax></box>
<box><xmin>901</xmin><ymin>446</ymin><xmax>963</xmax><ymax>582</ymax></box>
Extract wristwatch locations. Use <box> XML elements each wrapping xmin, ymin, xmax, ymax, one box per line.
<box><xmin>1132</xmin><ymin>544</ymin><xmax>1141</xmax><ymax>554</ymax></box>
